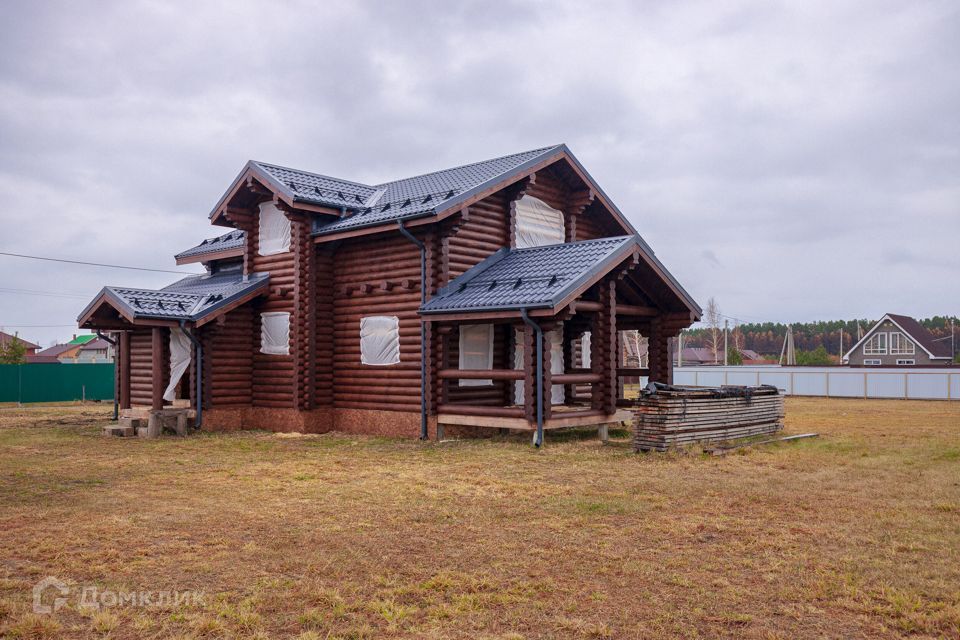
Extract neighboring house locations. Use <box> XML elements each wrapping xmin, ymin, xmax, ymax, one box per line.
<box><xmin>31</xmin><ymin>343</ymin><xmax>85</xmax><ymax>363</ymax></box>
<box><xmin>678</xmin><ymin>347</ymin><xmax>718</xmax><ymax>365</ymax></box>
<box><xmin>843</xmin><ymin>313</ymin><xmax>953</xmax><ymax>366</ymax></box>
<box><xmin>78</xmin><ymin>145</ymin><xmax>701</xmax><ymax>438</ymax></box>
<box><xmin>0</xmin><ymin>331</ymin><xmax>40</xmax><ymax>356</ymax></box>
<box><xmin>76</xmin><ymin>338</ymin><xmax>114</xmax><ymax>364</ymax></box>
<box><xmin>677</xmin><ymin>347</ymin><xmax>769</xmax><ymax>365</ymax></box>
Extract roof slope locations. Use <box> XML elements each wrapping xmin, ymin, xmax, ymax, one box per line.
<box><xmin>0</xmin><ymin>331</ymin><xmax>40</xmax><ymax>350</ymax></box>
<box><xmin>78</xmin><ymin>272</ymin><xmax>269</xmax><ymax>325</ymax></box>
<box><xmin>305</xmin><ymin>146</ymin><xmax>564</xmax><ymax>235</ymax></box>
<box><xmin>175</xmin><ymin>229</ymin><xmax>245</xmax><ymax>261</ymax></box>
<box><xmin>420</xmin><ymin>236</ymin><xmax>636</xmax><ymax>314</ymax></box>
<box><xmin>68</xmin><ymin>334</ymin><xmax>97</xmax><ymax>345</ymax></box>
<box><xmin>35</xmin><ymin>343</ymin><xmax>81</xmax><ymax>358</ymax></box>
<box><xmin>886</xmin><ymin>313</ymin><xmax>952</xmax><ymax>358</ymax></box>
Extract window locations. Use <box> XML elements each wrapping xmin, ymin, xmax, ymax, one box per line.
<box><xmin>896</xmin><ymin>359</ymin><xmax>915</xmax><ymax>365</ymax></box>
<box><xmin>360</xmin><ymin>316</ymin><xmax>400</xmax><ymax>365</ymax></box>
<box><xmin>258</xmin><ymin>201</ymin><xmax>291</xmax><ymax>256</ymax></box>
<box><xmin>889</xmin><ymin>332</ymin><xmax>915</xmax><ymax>355</ymax></box>
<box><xmin>863</xmin><ymin>332</ymin><xmax>887</xmax><ymax>355</ymax></box>
<box><xmin>581</xmin><ymin>331</ymin><xmax>591</xmax><ymax>368</ymax></box>
<box><xmin>864</xmin><ymin>359</ymin><xmax>882</xmax><ymax>366</ymax></box>
<box><xmin>260</xmin><ymin>312</ymin><xmax>290</xmax><ymax>355</ymax></box>
<box><xmin>514</xmin><ymin>195</ymin><xmax>564</xmax><ymax>248</ymax></box>
<box><xmin>458</xmin><ymin>324</ymin><xmax>494</xmax><ymax>386</ymax></box>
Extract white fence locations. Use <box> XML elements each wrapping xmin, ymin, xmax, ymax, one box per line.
<box><xmin>673</xmin><ymin>365</ymin><xmax>960</xmax><ymax>401</ymax></box>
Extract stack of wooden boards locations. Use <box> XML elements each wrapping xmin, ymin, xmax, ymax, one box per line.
<box><xmin>630</xmin><ymin>385</ymin><xmax>784</xmax><ymax>452</ymax></box>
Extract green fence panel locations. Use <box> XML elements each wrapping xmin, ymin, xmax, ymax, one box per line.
<box><xmin>0</xmin><ymin>364</ymin><xmax>115</xmax><ymax>403</ymax></box>
<box><xmin>0</xmin><ymin>366</ymin><xmax>19</xmax><ymax>403</ymax></box>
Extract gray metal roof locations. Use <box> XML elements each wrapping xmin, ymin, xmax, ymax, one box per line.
<box><xmin>420</xmin><ymin>236</ymin><xmax>636</xmax><ymax>314</ymax></box>
<box><xmin>175</xmin><ymin>229</ymin><xmax>246</xmax><ymax>260</ymax></box>
<box><xmin>301</xmin><ymin>145</ymin><xmax>563</xmax><ymax>235</ymax></box>
<box><xmin>79</xmin><ymin>272</ymin><xmax>269</xmax><ymax>324</ymax></box>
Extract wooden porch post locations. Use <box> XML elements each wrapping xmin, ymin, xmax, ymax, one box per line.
<box><xmin>151</xmin><ymin>327</ymin><xmax>163</xmax><ymax>410</ymax></box>
<box><xmin>522</xmin><ymin>323</ymin><xmax>536</xmax><ymax>422</ymax></box>
<box><xmin>647</xmin><ymin>317</ymin><xmax>673</xmax><ymax>385</ymax></box>
<box><xmin>592</xmin><ymin>279</ymin><xmax>617</xmax><ymax>414</ymax></box>
<box><xmin>562</xmin><ymin>328</ymin><xmax>575</xmax><ymax>404</ymax></box>
<box><xmin>542</xmin><ymin>326</ymin><xmax>553</xmax><ymax>421</ymax></box>
<box><xmin>119</xmin><ymin>331</ymin><xmax>131</xmax><ymax>410</ymax></box>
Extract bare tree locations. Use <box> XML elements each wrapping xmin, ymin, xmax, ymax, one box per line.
<box><xmin>704</xmin><ymin>297</ymin><xmax>722</xmax><ymax>364</ymax></box>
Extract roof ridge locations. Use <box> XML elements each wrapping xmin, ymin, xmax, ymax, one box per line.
<box><xmin>509</xmin><ymin>235</ymin><xmax>633</xmax><ymax>252</ymax></box>
<box><xmin>251</xmin><ymin>160</ymin><xmax>376</xmax><ymax>191</ymax></box>
<box><xmin>374</xmin><ymin>145</ymin><xmax>563</xmax><ymax>189</ymax></box>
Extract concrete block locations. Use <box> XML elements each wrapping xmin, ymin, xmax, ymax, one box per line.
<box><xmin>103</xmin><ymin>425</ymin><xmax>135</xmax><ymax>437</ymax></box>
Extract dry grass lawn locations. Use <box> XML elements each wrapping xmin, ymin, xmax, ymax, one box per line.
<box><xmin>0</xmin><ymin>398</ymin><xmax>958</xmax><ymax>639</ymax></box>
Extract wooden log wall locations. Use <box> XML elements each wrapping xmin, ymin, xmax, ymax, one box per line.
<box><xmin>128</xmin><ymin>328</ymin><xmax>167</xmax><ymax>407</ymax></box>
<box><xmin>331</xmin><ymin>232</ymin><xmax>424</xmax><ymax>413</ymax></box>
<box><xmin>244</xmin><ymin>208</ymin><xmax>297</xmax><ymax>409</ymax></box>
<box><xmin>314</xmin><ymin>248</ymin><xmax>335</xmax><ymax>408</ymax></box>
<box><xmin>205</xmin><ymin>307</ymin><xmax>254</xmax><ymax>408</ymax></box>
<box><xmin>444</xmin><ymin>193</ymin><xmax>509</xmax><ymax>281</ymax></box>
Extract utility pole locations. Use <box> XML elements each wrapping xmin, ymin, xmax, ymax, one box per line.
<box><xmin>839</xmin><ymin>328</ymin><xmax>843</xmax><ymax>364</ymax></box>
<box><xmin>952</xmin><ymin>318</ymin><xmax>955</xmax><ymax>363</ymax></box>
<box><xmin>723</xmin><ymin>319</ymin><xmax>729</xmax><ymax>365</ymax></box>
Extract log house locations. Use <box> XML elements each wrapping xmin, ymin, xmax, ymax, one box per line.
<box><xmin>78</xmin><ymin>145</ymin><xmax>701</xmax><ymax>440</ymax></box>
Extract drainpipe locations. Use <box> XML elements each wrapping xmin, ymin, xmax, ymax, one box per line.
<box><xmin>520</xmin><ymin>308</ymin><xmax>544</xmax><ymax>447</ymax></box>
<box><xmin>179</xmin><ymin>320</ymin><xmax>203</xmax><ymax>429</ymax></box>
<box><xmin>95</xmin><ymin>330</ymin><xmax>119</xmax><ymax>421</ymax></box>
<box><xmin>396</xmin><ymin>220</ymin><xmax>428</xmax><ymax>440</ymax></box>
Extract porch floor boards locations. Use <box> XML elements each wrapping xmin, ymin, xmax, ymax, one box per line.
<box><xmin>437</xmin><ymin>405</ymin><xmax>632</xmax><ymax>431</ymax></box>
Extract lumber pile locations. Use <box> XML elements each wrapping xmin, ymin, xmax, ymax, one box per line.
<box><xmin>630</xmin><ymin>385</ymin><xmax>784</xmax><ymax>452</ymax></box>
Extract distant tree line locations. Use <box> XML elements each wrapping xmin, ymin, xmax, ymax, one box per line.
<box><xmin>682</xmin><ymin>316</ymin><xmax>959</xmax><ymax>359</ymax></box>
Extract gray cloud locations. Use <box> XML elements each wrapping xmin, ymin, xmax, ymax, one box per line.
<box><xmin>0</xmin><ymin>0</ymin><xmax>958</xmax><ymax>346</ymax></box>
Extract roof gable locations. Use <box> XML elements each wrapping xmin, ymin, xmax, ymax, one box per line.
<box><xmin>420</xmin><ymin>236</ymin><xmax>637</xmax><ymax>315</ymax></box>
<box><xmin>78</xmin><ymin>272</ymin><xmax>270</xmax><ymax>328</ymax></box>
<box><xmin>843</xmin><ymin>313</ymin><xmax>952</xmax><ymax>360</ymax></box>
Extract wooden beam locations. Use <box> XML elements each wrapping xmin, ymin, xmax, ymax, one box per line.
<box><xmin>119</xmin><ymin>331</ymin><xmax>131</xmax><ymax>410</ymax></box>
<box><xmin>438</xmin><ymin>368</ymin><xmax>524</xmax><ymax>380</ymax></box>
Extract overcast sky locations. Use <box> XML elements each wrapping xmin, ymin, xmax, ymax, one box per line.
<box><xmin>1</xmin><ymin>0</ymin><xmax>957</xmax><ymax>347</ymax></box>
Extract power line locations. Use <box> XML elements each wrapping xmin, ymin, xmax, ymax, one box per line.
<box><xmin>0</xmin><ymin>287</ymin><xmax>90</xmax><ymax>300</ymax></box>
<box><xmin>0</xmin><ymin>324</ymin><xmax>77</xmax><ymax>328</ymax></box>
<box><xmin>0</xmin><ymin>251</ymin><xmax>196</xmax><ymax>274</ymax></box>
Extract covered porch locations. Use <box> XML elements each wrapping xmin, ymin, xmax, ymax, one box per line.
<box><xmin>420</xmin><ymin>236</ymin><xmax>700</xmax><ymax>444</ymax></box>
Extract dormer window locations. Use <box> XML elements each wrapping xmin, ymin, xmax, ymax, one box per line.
<box><xmin>258</xmin><ymin>202</ymin><xmax>291</xmax><ymax>256</ymax></box>
<box><xmin>514</xmin><ymin>195</ymin><xmax>564</xmax><ymax>248</ymax></box>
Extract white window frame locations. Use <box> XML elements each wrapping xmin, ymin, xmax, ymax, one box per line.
<box><xmin>513</xmin><ymin>195</ymin><xmax>565</xmax><ymax>248</ymax></box>
<box><xmin>258</xmin><ymin>201</ymin><xmax>291</xmax><ymax>256</ymax></box>
<box><xmin>458</xmin><ymin>324</ymin><xmax>494</xmax><ymax>386</ymax></box>
<box><xmin>896</xmin><ymin>359</ymin><xmax>915</xmax><ymax>365</ymax></box>
<box><xmin>863</xmin><ymin>358</ymin><xmax>882</xmax><ymax>366</ymax></box>
<box><xmin>863</xmin><ymin>332</ymin><xmax>887</xmax><ymax>355</ymax></box>
<box><xmin>260</xmin><ymin>312</ymin><xmax>290</xmax><ymax>355</ymax></box>
<box><xmin>889</xmin><ymin>332</ymin><xmax>915</xmax><ymax>355</ymax></box>
<box><xmin>359</xmin><ymin>315</ymin><xmax>400</xmax><ymax>366</ymax></box>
